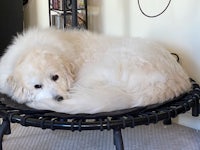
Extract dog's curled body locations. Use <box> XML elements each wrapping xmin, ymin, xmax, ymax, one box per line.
<box><xmin>0</xmin><ymin>28</ymin><xmax>191</xmax><ymax>114</ymax></box>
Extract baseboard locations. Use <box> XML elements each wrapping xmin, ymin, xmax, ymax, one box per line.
<box><xmin>172</xmin><ymin>111</ymin><xmax>200</xmax><ymax>130</ymax></box>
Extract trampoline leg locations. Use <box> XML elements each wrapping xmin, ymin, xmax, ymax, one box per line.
<box><xmin>163</xmin><ymin>118</ymin><xmax>172</xmax><ymax>125</ymax></box>
<box><xmin>113</xmin><ymin>128</ymin><xmax>124</xmax><ymax>150</ymax></box>
<box><xmin>0</xmin><ymin>119</ymin><xmax>11</xmax><ymax>150</ymax></box>
<box><xmin>192</xmin><ymin>99</ymin><xmax>199</xmax><ymax>117</ymax></box>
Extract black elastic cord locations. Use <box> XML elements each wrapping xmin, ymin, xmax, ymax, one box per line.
<box><xmin>171</xmin><ymin>53</ymin><xmax>180</xmax><ymax>63</ymax></box>
<box><xmin>138</xmin><ymin>0</ymin><xmax>172</xmax><ymax>18</ymax></box>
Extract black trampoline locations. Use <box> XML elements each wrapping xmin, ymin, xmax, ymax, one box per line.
<box><xmin>0</xmin><ymin>79</ymin><xmax>199</xmax><ymax>150</ymax></box>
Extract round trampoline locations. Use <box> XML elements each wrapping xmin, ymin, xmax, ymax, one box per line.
<box><xmin>0</xmin><ymin>79</ymin><xmax>199</xmax><ymax>150</ymax></box>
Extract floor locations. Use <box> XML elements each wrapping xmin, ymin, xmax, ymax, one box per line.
<box><xmin>2</xmin><ymin>122</ymin><xmax>200</xmax><ymax>150</ymax></box>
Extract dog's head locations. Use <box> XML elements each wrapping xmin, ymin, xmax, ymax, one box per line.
<box><xmin>7</xmin><ymin>49</ymin><xmax>75</xmax><ymax>104</ymax></box>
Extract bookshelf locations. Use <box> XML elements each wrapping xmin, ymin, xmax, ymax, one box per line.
<box><xmin>49</xmin><ymin>0</ymin><xmax>87</xmax><ymax>29</ymax></box>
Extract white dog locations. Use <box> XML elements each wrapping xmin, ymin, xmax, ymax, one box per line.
<box><xmin>0</xmin><ymin>28</ymin><xmax>191</xmax><ymax>114</ymax></box>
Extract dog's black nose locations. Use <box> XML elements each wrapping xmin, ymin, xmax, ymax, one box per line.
<box><xmin>55</xmin><ymin>95</ymin><xmax>64</xmax><ymax>101</ymax></box>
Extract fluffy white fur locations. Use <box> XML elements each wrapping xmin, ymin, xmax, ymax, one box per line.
<box><xmin>0</xmin><ymin>28</ymin><xmax>191</xmax><ymax>114</ymax></box>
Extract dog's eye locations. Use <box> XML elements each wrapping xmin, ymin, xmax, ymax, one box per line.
<box><xmin>51</xmin><ymin>74</ymin><xmax>59</xmax><ymax>81</ymax></box>
<box><xmin>34</xmin><ymin>84</ymin><xmax>43</xmax><ymax>89</ymax></box>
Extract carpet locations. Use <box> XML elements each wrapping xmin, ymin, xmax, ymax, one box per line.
<box><xmin>2</xmin><ymin>122</ymin><xmax>200</xmax><ymax>150</ymax></box>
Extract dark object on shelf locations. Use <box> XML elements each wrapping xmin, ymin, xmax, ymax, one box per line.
<box><xmin>0</xmin><ymin>79</ymin><xmax>199</xmax><ymax>150</ymax></box>
<box><xmin>49</xmin><ymin>0</ymin><xmax>88</xmax><ymax>29</ymax></box>
<box><xmin>0</xmin><ymin>0</ymin><xmax>23</xmax><ymax>56</ymax></box>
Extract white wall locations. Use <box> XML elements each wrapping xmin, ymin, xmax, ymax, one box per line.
<box><xmin>24</xmin><ymin>0</ymin><xmax>200</xmax><ymax>129</ymax></box>
<box><xmin>23</xmin><ymin>0</ymin><xmax>49</xmax><ymax>28</ymax></box>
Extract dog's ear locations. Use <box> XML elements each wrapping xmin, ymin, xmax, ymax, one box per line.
<box><xmin>7</xmin><ymin>75</ymin><xmax>16</xmax><ymax>91</ymax></box>
<box><xmin>6</xmin><ymin>75</ymin><xmax>18</xmax><ymax>99</ymax></box>
<box><xmin>62</xmin><ymin>61</ymin><xmax>76</xmax><ymax>88</ymax></box>
<box><xmin>6</xmin><ymin>75</ymin><xmax>27</xmax><ymax>103</ymax></box>
<box><xmin>63</xmin><ymin>61</ymin><xmax>76</xmax><ymax>79</ymax></box>
<box><xmin>7</xmin><ymin>75</ymin><xmax>21</xmax><ymax>97</ymax></box>
<box><xmin>68</xmin><ymin>63</ymin><xmax>76</xmax><ymax>78</ymax></box>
